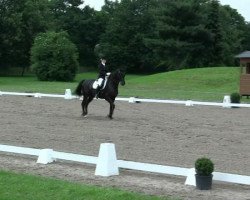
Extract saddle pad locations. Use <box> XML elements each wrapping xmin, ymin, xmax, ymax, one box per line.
<box><xmin>92</xmin><ymin>76</ymin><xmax>109</xmax><ymax>90</ymax></box>
<box><xmin>92</xmin><ymin>81</ymin><xmax>98</xmax><ymax>89</ymax></box>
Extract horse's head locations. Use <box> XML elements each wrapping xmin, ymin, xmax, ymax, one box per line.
<box><xmin>112</xmin><ymin>69</ymin><xmax>126</xmax><ymax>86</ymax></box>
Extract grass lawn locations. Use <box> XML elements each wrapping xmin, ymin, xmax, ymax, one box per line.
<box><xmin>120</xmin><ymin>67</ymin><xmax>242</xmax><ymax>101</ymax></box>
<box><xmin>0</xmin><ymin>73</ymin><xmax>142</xmax><ymax>95</ymax></box>
<box><xmin>0</xmin><ymin>171</ymin><xmax>176</xmax><ymax>200</ymax></box>
<box><xmin>1</xmin><ymin>67</ymin><xmax>246</xmax><ymax>102</ymax></box>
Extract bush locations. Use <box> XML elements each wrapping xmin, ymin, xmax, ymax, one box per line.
<box><xmin>31</xmin><ymin>31</ymin><xmax>79</xmax><ymax>81</ymax></box>
<box><xmin>230</xmin><ymin>92</ymin><xmax>241</xmax><ymax>103</ymax></box>
<box><xmin>195</xmin><ymin>157</ymin><xmax>214</xmax><ymax>176</ymax></box>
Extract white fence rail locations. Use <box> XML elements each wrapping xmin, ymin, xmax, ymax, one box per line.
<box><xmin>0</xmin><ymin>143</ymin><xmax>250</xmax><ymax>187</ymax></box>
<box><xmin>0</xmin><ymin>90</ymin><xmax>76</xmax><ymax>100</ymax></box>
<box><xmin>1</xmin><ymin>90</ymin><xmax>250</xmax><ymax>108</ymax></box>
<box><xmin>53</xmin><ymin>151</ymin><xmax>98</xmax><ymax>164</ymax></box>
<box><xmin>117</xmin><ymin>160</ymin><xmax>189</xmax><ymax>176</ymax></box>
<box><xmin>1</xmin><ymin>90</ymin><xmax>250</xmax><ymax>185</ymax></box>
<box><xmin>0</xmin><ymin>145</ymin><xmax>40</xmax><ymax>156</ymax></box>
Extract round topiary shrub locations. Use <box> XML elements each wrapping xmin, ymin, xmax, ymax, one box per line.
<box><xmin>230</xmin><ymin>92</ymin><xmax>241</xmax><ymax>103</ymax></box>
<box><xmin>195</xmin><ymin>157</ymin><xmax>214</xmax><ymax>176</ymax></box>
<box><xmin>31</xmin><ymin>31</ymin><xmax>79</xmax><ymax>81</ymax></box>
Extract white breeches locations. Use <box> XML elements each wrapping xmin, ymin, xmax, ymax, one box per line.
<box><xmin>93</xmin><ymin>78</ymin><xmax>104</xmax><ymax>89</ymax></box>
<box><xmin>97</xmin><ymin>78</ymin><xmax>104</xmax><ymax>86</ymax></box>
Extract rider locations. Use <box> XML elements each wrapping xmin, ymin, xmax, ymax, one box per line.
<box><xmin>95</xmin><ymin>57</ymin><xmax>109</xmax><ymax>98</ymax></box>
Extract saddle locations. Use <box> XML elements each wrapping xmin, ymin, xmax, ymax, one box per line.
<box><xmin>92</xmin><ymin>73</ymin><xmax>110</xmax><ymax>90</ymax></box>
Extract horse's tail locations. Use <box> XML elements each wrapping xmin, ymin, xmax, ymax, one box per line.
<box><xmin>74</xmin><ymin>80</ymin><xmax>85</xmax><ymax>96</ymax></box>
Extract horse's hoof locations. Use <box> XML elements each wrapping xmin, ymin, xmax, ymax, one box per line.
<box><xmin>107</xmin><ymin>115</ymin><xmax>113</xmax><ymax>119</ymax></box>
<box><xmin>82</xmin><ymin>113</ymin><xmax>87</xmax><ymax>117</ymax></box>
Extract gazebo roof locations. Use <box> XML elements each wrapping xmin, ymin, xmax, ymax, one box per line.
<box><xmin>235</xmin><ymin>51</ymin><xmax>250</xmax><ymax>58</ymax></box>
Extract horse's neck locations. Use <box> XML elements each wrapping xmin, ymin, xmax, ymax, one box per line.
<box><xmin>108</xmin><ymin>76</ymin><xmax>119</xmax><ymax>89</ymax></box>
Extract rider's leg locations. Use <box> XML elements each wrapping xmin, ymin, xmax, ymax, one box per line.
<box><xmin>95</xmin><ymin>78</ymin><xmax>103</xmax><ymax>98</ymax></box>
<box><xmin>95</xmin><ymin>86</ymin><xmax>101</xmax><ymax>98</ymax></box>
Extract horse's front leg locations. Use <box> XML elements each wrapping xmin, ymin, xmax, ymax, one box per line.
<box><xmin>107</xmin><ymin>98</ymin><xmax>115</xmax><ymax>119</ymax></box>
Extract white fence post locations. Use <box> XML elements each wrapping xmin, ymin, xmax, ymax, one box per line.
<box><xmin>223</xmin><ymin>95</ymin><xmax>231</xmax><ymax>108</ymax></box>
<box><xmin>64</xmin><ymin>89</ymin><xmax>72</xmax><ymax>100</ymax></box>
<box><xmin>129</xmin><ymin>97</ymin><xmax>136</xmax><ymax>103</ymax></box>
<box><xmin>37</xmin><ymin>149</ymin><xmax>54</xmax><ymax>164</ymax></box>
<box><xmin>34</xmin><ymin>93</ymin><xmax>41</xmax><ymax>98</ymax></box>
<box><xmin>95</xmin><ymin>143</ymin><xmax>119</xmax><ymax>176</ymax></box>
<box><xmin>185</xmin><ymin>100</ymin><xmax>194</xmax><ymax>106</ymax></box>
<box><xmin>185</xmin><ymin>168</ymin><xmax>196</xmax><ymax>186</ymax></box>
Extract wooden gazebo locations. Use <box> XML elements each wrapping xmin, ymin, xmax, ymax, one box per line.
<box><xmin>235</xmin><ymin>51</ymin><xmax>250</xmax><ymax>97</ymax></box>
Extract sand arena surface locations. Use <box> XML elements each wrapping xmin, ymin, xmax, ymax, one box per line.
<box><xmin>0</xmin><ymin>95</ymin><xmax>249</xmax><ymax>200</ymax></box>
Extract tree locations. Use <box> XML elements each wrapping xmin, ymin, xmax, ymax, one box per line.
<box><xmin>99</xmin><ymin>0</ymin><xmax>157</xmax><ymax>73</ymax></box>
<box><xmin>242</xmin><ymin>22</ymin><xmax>250</xmax><ymax>50</ymax></box>
<box><xmin>0</xmin><ymin>0</ymin><xmax>26</xmax><ymax>72</ymax></box>
<box><xmin>50</xmin><ymin>0</ymin><xmax>103</xmax><ymax>67</ymax></box>
<box><xmin>31</xmin><ymin>31</ymin><xmax>79</xmax><ymax>81</ymax></box>
<box><xmin>219</xmin><ymin>4</ymin><xmax>247</xmax><ymax>65</ymax></box>
<box><xmin>206</xmin><ymin>0</ymin><xmax>223</xmax><ymax>65</ymax></box>
<box><xmin>147</xmin><ymin>0</ymin><xmax>211</xmax><ymax>70</ymax></box>
<box><xmin>0</xmin><ymin>0</ymin><xmax>52</xmax><ymax>75</ymax></box>
<box><xmin>1</xmin><ymin>0</ymin><xmax>249</xmax><ymax>75</ymax></box>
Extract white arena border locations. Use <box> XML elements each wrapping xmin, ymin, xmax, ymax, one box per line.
<box><xmin>0</xmin><ymin>89</ymin><xmax>76</xmax><ymax>100</ymax></box>
<box><xmin>0</xmin><ymin>89</ymin><xmax>250</xmax><ymax>108</ymax></box>
<box><xmin>0</xmin><ymin>143</ymin><xmax>249</xmax><ymax>187</ymax></box>
<box><xmin>1</xmin><ymin>90</ymin><xmax>250</xmax><ymax>186</ymax></box>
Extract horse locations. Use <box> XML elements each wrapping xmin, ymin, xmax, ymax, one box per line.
<box><xmin>74</xmin><ymin>69</ymin><xmax>126</xmax><ymax>119</ymax></box>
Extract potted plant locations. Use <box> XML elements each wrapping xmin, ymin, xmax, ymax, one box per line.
<box><xmin>230</xmin><ymin>92</ymin><xmax>241</xmax><ymax>108</ymax></box>
<box><xmin>195</xmin><ymin>157</ymin><xmax>214</xmax><ymax>190</ymax></box>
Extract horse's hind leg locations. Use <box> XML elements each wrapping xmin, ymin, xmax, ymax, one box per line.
<box><xmin>85</xmin><ymin>96</ymin><xmax>94</xmax><ymax>115</ymax></box>
<box><xmin>81</xmin><ymin>96</ymin><xmax>88</xmax><ymax>116</ymax></box>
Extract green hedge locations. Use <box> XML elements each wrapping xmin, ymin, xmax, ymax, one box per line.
<box><xmin>31</xmin><ymin>31</ymin><xmax>79</xmax><ymax>81</ymax></box>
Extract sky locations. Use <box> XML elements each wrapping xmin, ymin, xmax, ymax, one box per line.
<box><xmin>83</xmin><ymin>0</ymin><xmax>250</xmax><ymax>22</ymax></box>
<box><xmin>220</xmin><ymin>0</ymin><xmax>250</xmax><ymax>22</ymax></box>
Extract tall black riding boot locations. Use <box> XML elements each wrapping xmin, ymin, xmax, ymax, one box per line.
<box><xmin>95</xmin><ymin>87</ymin><xmax>101</xmax><ymax>99</ymax></box>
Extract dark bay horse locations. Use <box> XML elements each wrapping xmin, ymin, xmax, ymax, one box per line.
<box><xmin>75</xmin><ymin>69</ymin><xmax>126</xmax><ymax>119</ymax></box>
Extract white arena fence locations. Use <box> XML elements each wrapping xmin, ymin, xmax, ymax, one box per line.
<box><xmin>1</xmin><ymin>90</ymin><xmax>250</xmax><ymax>186</ymax></box>
<box><xmin>0</xmin><ymin>89</ymin><xmax>250</xmax><ymax>108</ymax></box>
<box><xmin>0</xmin><ymin>143</ymin><xmax>250</xmax><ymax>187</ymax></box>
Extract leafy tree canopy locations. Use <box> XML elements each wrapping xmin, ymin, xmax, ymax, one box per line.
<box><xmin>1</xmin><ymin>0</ymin><xmax>249</xmax><ymax>76</ymax></box>
<box><xmin>31</xmin><ymin>31</ymin><xmax>79</xmax><ymax>81</ymax></box>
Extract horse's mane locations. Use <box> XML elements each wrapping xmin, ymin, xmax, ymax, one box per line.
<box><xmin>109</xmin><ymin>69</ymin><xmax>124</xmax><ymax>83</ymax></box>
<box><xmin>111</xmin><ymin>69</ymin><xmax>125</xmax><ymax>77</ymax></box>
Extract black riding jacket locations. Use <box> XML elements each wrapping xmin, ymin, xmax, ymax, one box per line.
<box><xmin>98</xmin><ymin>62</ymin><xmax>108</xmax><ymax>79</ymax></box>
